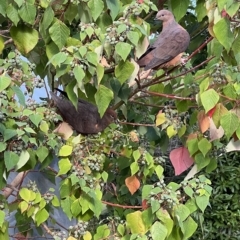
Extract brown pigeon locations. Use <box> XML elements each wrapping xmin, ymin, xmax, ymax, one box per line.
<box><xmin>137</xmin><ymin>10</ymin><xmax>190</xmax><ymax>70</ymax></box>
<box><xmin>50</xmin><ymin>91</ymin><xmax>117</xmax><ymax>134</ymax></box>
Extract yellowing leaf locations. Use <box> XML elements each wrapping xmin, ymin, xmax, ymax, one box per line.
<box><xmin>167</xmin><ymin>125</ymin><xmax>177</xmax><ymax>138</ymax></box>
<box><xmin>83</xmin><ymin>231</ymin><xmax>92</xmax><ymax>240</ymax></box>
<box><xmin>126</xmin><ymin>211</ymin><xmax>147</xmax><ymax>234</ymax></box>
<box><xmin>155</xmin><ymin>112</ymin><xmax>166</xmax><ymax>126</ymax></box>
<box><xmin>59</xmin><ymin>145</ymin><xmax>73</xmax><ymax>157</ymax></box>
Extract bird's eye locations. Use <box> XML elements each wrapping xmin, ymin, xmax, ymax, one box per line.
<box><xmin>161</xmin><ymin>14</ymin><xmax>164</xmax><ymax>16</ymax></box>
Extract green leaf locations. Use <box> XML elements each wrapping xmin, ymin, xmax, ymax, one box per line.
<box><xmin>29</xmin><ymin>114</ymin><xmax>42</xmax><ymax>127</ymax></box>
<box><xmin>126</xmin><ymin>211</ymin><xmax>147</xmax><ymax>234</ymax></box>
<box><xmin>49</xmin><ymin>20</ymin><xmax>70</xmax><ymax>50</ymax></box>
<box><xmin>155</xmin><ymin>165</ymin><xmax>163</xmax><ymax>179</ymax></box>
<box><xmin>10</xmin><ymin>25</ymin><xmax>38</xmax><ymax>55</ymax></box>
<box><xmin>174</xmin><ymin>204</ymin><xmax>190</xmax><ymax>221</ymax></box>
<box><xmin>96</xmin><ymin>63</ymin><xmax>104</xmax><ymax>84</ymax></box>
<box><xmin>213</xmin><ymin>18</ymin><xmax>234</xmax><ymax>52</ymax></box>
<box><xmin>130</xmin><ymin>162</ymin><xmax>139</xmax><ymax>175</ymax></box>
<box><xmin>0</xmin><ymin>76</ymin><xmax>11</xmax><ymax>92</ymax></box>
<box><xmin>35</xmin><ymin>208</ymin><xmax>49</xmax><ymax>226</ymax></box>
<box><xmin>0</xmin><ymin>211</ymin><xmax>5</xmax><ymax>228</ymax></box>
<box><xmin>195</xmin><ymin>153</ymin><xmax>210</xmax><ymax>170</ymax></box>
<box><xmin>64</xmin><ymin>3</ymin><xmax>78</xmax><ymax>23</ymax></box>
<box><xmin>195</xmin><ymin>0</ymin><xmax>207</xmax><ymax>22</ymax></box>
<box><xmin>0</xmin><ymin>142</ymin><xmax>6</xmax><ymax>152</ymax></box>
<box><xmin>0</xmin><ymin>37</ymin><xmax>3</xmax><ymax>54</ymax></box>
<box><xmin>73</xmin><ymin>65</ymin><xmax>86</xmax><ymax>85</ymax></box>
<box><xmin>115</xmin><ymin>42</ymin><xmax>132</xmax><ymax>61</ymax></box>
<box><xmin>86</xmin><ymin>51</ymin><xmax>98</xmax><ymax>66</ymax></box>
<box><xmin>95</xmin><ymin>85</ymin><xmax>114</xmax><ymax>118</ymax></box>
<box><xmin>182</xmin><ymin>216</ymin><xmax>198</xmax><ymax>240</ymax></box>
<box><xmin>196</xmin><ymin>195</ymin><xmax>209</xmax><ymax>212</ymax></box>
<box><xmin>198</xmin><ymin>138</ymin><xmax>212</xmax><ymax>157</ymax></box>
<box><xmin>40</xmin><ymin>121</ymin><xmax>49</xmax><ymax>133</ymax></box>
<box><xmin>170</xmin><ymin>0</ymin><xmax>190</xmax><ymax>21</ymax></box>
<box><xmin>18</xmin><ymin>3</ymin><xmax>36</xmax><ymax>24</ymax></box>
<box><xmin>49</xmin><ymin>52</ymin><xmax>68</xmax><ymax>67</ymax></box>
<box><xmin>150</xmin><ymin>221</ymin><xmax>168</xmax><ymax>240</ymax></box>
<box><xmin>187</xmin><ymin>138</ymin><xmax>199</xmax><ymax>156</ymax></box>
<box><xmin>71</xmin><ymin>199</ymin><xmax>82</xmax><ymax>217</ymax></box>
<box><xmin>220</xmin><ymin>112</ymin><xmax>239</xmax><ymax>139</ymax></box>
<box><xmin>0</xmin><ymin>1</ymin><xmax>6</xmax><ymax>17</ymax></box>
<box><xmin>106</xmin><ymin>0</ymin><xmax>120</xmax><ymax>20</ymax></box>
<box><xmin>115</xmin><ymin>60</ymin><xmax>135</xmax><ymax>84</ymax></box>
<box><xmin>156</xmin><ymin>209</ymin><xmax>173</xmax><ymax>237</ymax></box>
<box><xmin>3</xmin><ymin>129</ymin><xmax>17</xmax><ymax>141</ymax></box>
<box><xmin>4</xmin><ymin>151</ymin><xmax>19</xmax><ymax>171</ymax></box>
<box><xmin>11</xmin><ymin>86</ymin><xmax>26</xmax><ymax>107</ymax></box>
<box><xmin>58</xmin><ymin>158</ymin><xmax>72</xmax><ymax>175</ymax></box>
<box><xmin>19</xmin><ymin>188</ymin><xmax>33</xmax><ymax>201</ymax></box>
<box><xmin>61</xmin><ymin>197</ymin><xmax>73</xmax><ymax>219</ymax></box>
<box><xmin>94</xmin><ymin>224</ymin><xmax>110</xmax><ymax>240</ymax></box>
<box><xmin>6</xmin><ymin>4</ymin><xmax>20</xmax><ymax>26</ymax></box>
<box><xmin>16</xmin><ymin>150</ymin><xmax>30</xmax><ymax>170</ymax></box>
<box><xmin>42</xmin><ymin>6</ymin><xmax>54</xmax><ymax>29</ymax></box>
<box><xmin>117</xmin><ymin>224</ymin><xmax>125</xmax><ymax>236</ymax></box>
<box><xmin>36</xmin><ymin>146</ymin><xmax>49</xmax><ymax>162</ymax></box>
<box><xmin>200</xmin><ymin>89</ymin><xmax>219</xmax><ymax>113</ymax></box>
<box><xmin>127</xmin><ymin>31</ymin><xmax>139</xmax><ymax>46</ymax></box>
<box><xmin>88</xmin><ymin>0</ymin><xmax>104</xmax><ymax>21</ymax></box>
<box><xmin>133</xmin><ymin>149</ymin><xmax>141</xmax><ymax>161</ymax></box>
<box><xmin>59</xmin><ymin>145</ymin><xmax>73</xmax><ymax>157</ymax></box>
<box><xmin>52</xmin><ymin>195</ymin><xmax>60</xmax><ymax>207</ymax></box>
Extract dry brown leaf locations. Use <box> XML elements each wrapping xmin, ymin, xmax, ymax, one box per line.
<box><xmin>100</xmin><ymin>56</ymin><xmax>110</xmax><ymax>67</ymax></box>
<box><xmin>53</xmin><ymin>122</ymin><xmax>73</xmax><ymax>140</ymax></box>
<box><xmin>129</xmin><ymin>131</ymin><xmax>139</xmax><ymax>142</ymax></box>
<box><xmin>125</xmin><ymin>175</ymin><xmax>140</xmax><ymax>195</ymax></box>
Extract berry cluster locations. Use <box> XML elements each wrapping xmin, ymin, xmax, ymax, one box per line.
<box><xmin>148</xmin><ymin>180</ymin><xmax>181</xmax><ymax>208</ymax></box>
<box><xmin>105</xmin><ymin>20</ymin><xmax>133</xmax><ymax>45</ymax></box>
<box><xmin>0</xmin><ymin>111</ymin><xmax>6</xmax><ymax>121</ymax></box>
<box><xmin>51</xmin><ymin>229</ymin><xmax>67</xmax><ymax>240</ymax></box>
<box><xmin>86</xmin><ymin>153</ymin><xmax>105</xmax><ymax>172</ymax></box>
<box><xmin>11</xmin><ymin>140</ymin><xmax>28</xmax><ymax>155</ymax></box>
<box><xmin>43</xmin><ymin>192</ymin><xmax>54</xmax><ymax>204</ymax></box>
<box><xmin>26</xmin><ymin>180</ymin><xmax>38</xmax><ymax>193</ymax></box>
<box><xmin>0</xmin><ymin>90</ymin><xmax>7</xmax><ymax>101</ymax></box>
<box><xmin>44</xmin><ymin>108</ymin><xmax>60</xmax><ymax>123</ymax></box>
<box><xmin>33</xmin><ymin>78</ymin><xmax>44</xmax><ymax>88</ymax></box>
<box><xmin>181</xmin><ymin>176</ymin><xmax>212</xmax><ymax>198</ymax></box>
<box><xmin>69</xmin><ymin>220</ymin><xmax>89</xmax><ymax>238</ymax></box>
<box><xmin>123</xmin><ymin>1</ymin><xmax>155</xmax><ymax>18</ymax></box>
<box><xmin>162</xmin><ymin>103</ymin><xmax>189</xmax><ymax>132</ymax></box>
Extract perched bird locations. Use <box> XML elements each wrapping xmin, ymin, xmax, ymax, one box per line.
<box><xmin>50</xmin><ymin>91</ymin><xmax>117</xmax><ymax>134</ymax></box>
<box><xmin>137</xmin><ymin>9</ymin><xmax>190</xmax><ymax>70</ymax></box>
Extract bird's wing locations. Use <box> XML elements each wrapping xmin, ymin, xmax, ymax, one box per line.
<box><xmin>145</xmin><ymin>27</ymin><xmax>190</xmax><ymax>70</ymax></box>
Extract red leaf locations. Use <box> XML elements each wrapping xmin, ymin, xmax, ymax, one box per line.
<box><xmin>169</xmin><ymin>147</ymin><xmax>194</xmax><ymax>175</ymax></box>
<box><xmin>142</xmin><ymin>199</ymin><xmax>149</xmax><ymax>210</ymax></box>
<box><xmin>207</xmin><ymin>106</ymin><xmax>216</xmax><ymax>118</ymax></box>
<box><xmin>125</xmin><ymin>175</ymin><xmax>140</xmax><ymax>195</ymax></box>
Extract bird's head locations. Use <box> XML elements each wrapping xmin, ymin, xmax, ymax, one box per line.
<box><xmin>155</xmin><ymin>10</ymin><xmax>174</xmax><ymax>22</ymax></box>
<box><xmin>103</xmin><ymin>108</ymin><xmax>117</xmax><ymax>124</ymax></box>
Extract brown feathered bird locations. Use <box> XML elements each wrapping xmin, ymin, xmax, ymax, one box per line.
<box><xmin>50</xmin><ymin>91</ymin><xmax>117</xmax><ymax>134</ymax></box>
<box><xmin>138</xmin><ymin>9</ymin><xmax>190</xmax><ymax>70</ymax></box>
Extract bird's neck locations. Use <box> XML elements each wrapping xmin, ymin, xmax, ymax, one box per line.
<box><xmin>162</xmin><ymin>19</ymin><xmax>176</xmax><ymax>29</ymax></box>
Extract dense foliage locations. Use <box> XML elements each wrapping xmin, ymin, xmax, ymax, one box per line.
<box><xmin>0</xmin><ymin>0</ymin><xmax>240</xmax><ymax>239</ymax></box>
